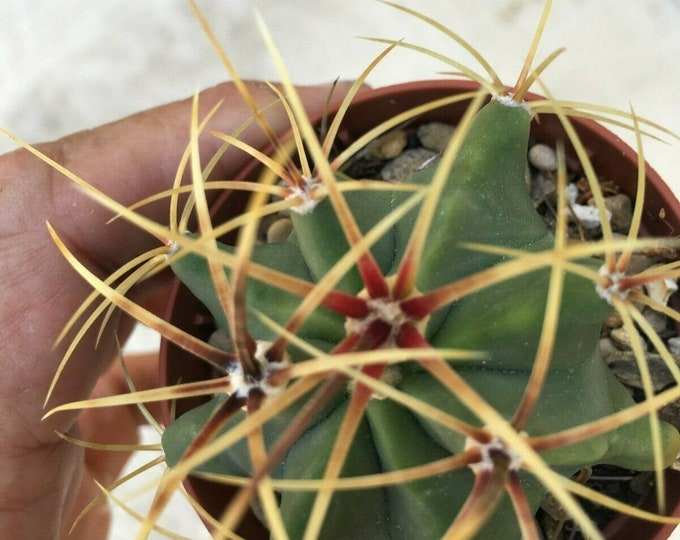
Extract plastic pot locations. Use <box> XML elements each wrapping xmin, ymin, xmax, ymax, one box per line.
<box><xmin>159</xmin><ymin>80</ymin><xmax>680</xmax><ymax>539</ymax></box>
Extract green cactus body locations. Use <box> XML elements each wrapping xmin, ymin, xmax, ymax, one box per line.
<box><xmin>163</xmin><ymin>97</ymin><xmax>680</xmax><ymax>538</ymax></box>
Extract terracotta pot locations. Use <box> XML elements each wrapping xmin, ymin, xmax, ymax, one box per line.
<box><xmin>159</xmin><ymin>80</ymin><xmax>680</xmax><ymax>539</ymax></box>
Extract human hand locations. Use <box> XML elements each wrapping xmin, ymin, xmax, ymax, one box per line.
<box><xmin>0</xmin><ymin>81</ymin><xmax>351</xmax><ymax>539</ymax></box>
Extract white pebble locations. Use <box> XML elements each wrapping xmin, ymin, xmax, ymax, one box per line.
<box><xmin>417</xmin><ymin>122</ymin><xmax>455</xmax><ymax>153</ymax></box>
<box><xmin>571</xmin><ymin>203</ymin><xmax>611</xmax><ymax>229</ymax></box>
<box><xmin>667</xmin><ymin>337</ymin><xmax>680</xmax><ymax>356</ymax></box>
<box><xmin>266</xmin><ymin>218</ymin><xmax>293</xmax><ymax>243</ymax></box>
<box><xmin>528</xmin><ymin>143</ymin><xmax>557</xmax><ymax>172</ymax></box>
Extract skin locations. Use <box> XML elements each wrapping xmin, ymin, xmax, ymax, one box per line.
<box><xmin>0</xmin><ymin>80</ymin><xmax>355</xmax><ymax>540</ymax></box>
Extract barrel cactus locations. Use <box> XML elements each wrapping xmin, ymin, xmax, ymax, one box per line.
<box><xmin>157</xmin><ymin>5</ymin><xmax>680</xmax><ymax>540</ymax></box>
<box><xmin>36</xmin><ymin>1</ymin><xmax>680</xmax><ymax>539</ymax></box>
<box><xmin>159</xmin><ymin>95</ymin><xmax>680</xmax><ymax>539</ymax></box>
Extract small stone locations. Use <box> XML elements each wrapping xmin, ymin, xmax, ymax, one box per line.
<box><xmin>258</xmin><ymin>213</ymin><xmax>278</xmax><ymax>242</ymax></box>
<box><xmin>587</xmin><ymin>194</ymin><xmax>632</xmax><ymax>233</ymax></box>
<box><xmin>668</xmin><ymin>337</ymin><xmax>680</xmax><ymax>356</ymax></box>
<box><xmin>530</xmin><ymin>171</ymin><xmax>556</xmax><ymax>207</ymax></box>
<box><xmin>417</xmin><ymin>122</ymin><xmax>455</xmax><ymax>153</ymax></box>
<box><xmin>363</xmin><ymin>130</ymin><xmax>408</xmax><ymax>160</ymax></box>
<box><xmin>528</xmin><ymin>143</ymin><xmax>558</xmax><ymax>171</ymax></box>
<box><xmin>381</xmin><ymin>147</ymin><xmax>438</xmax><ymax>182</ymax></box>
<box><xmin>599</xmin><ymin>337</ymin><xmax>618</xmax><ymax>361</ymax></box>
<box><xmin>565</xmin><ymin>183</ymin><xmax>579</xmax><ymax>204</ymax></box>
<box><xmin>266</xmin><ymin>217</ymin><xmax>293</xmax><ymax>243</ymax></box>
<box><xmin>570</xmin><ymin>203</ymin><xmax>611</xmax><ymax>230</ymax></box>
<box><xmin>644</xmin><ymin>271</ymin><xmax>679</xmax><ymax>306</ymax></box>
<box><xmin>630</xmin><ymin>472</ymin><xmax>654</xmax><ymax>496</ymax></box>
<box><xmin>623</xmin><ymin>251</ymin><xmax>657</xmax><ymax>275</ymax></box>
<box><xmin>641</xmin><ymin>306</ymin><xmax>669</xmax><ymax>334</ymax></box>
<box><xmin>604</xmin><ymin>311</ymin><xmax>623</xmax><ymax>329</ymax></box>
<box><xmin>608</xmin><ymin>352</ymin><xmax>678</xmax><ymax>391</ymax></box>
<box><xmin>566</xmin><ymin>184</ymin><xmax>611</xmax><ymax>229</ymax></box>
<box><xmin>610</xmin><ymin>327</ymin><xmax>646</xmax><ymax>351</ymax></box>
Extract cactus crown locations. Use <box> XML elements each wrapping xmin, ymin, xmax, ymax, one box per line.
<box><xmin>22</xmin><ymin>0</ymin><xmax>680</xmax><ymax>539</ymax></box>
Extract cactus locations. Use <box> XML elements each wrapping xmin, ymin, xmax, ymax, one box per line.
<box><xmin>27</xmin><ymin>1</ymin><xmax>680</xmax><ymax>539</ymax></box>
<box><xmin>158</xmin><ymin>96</ymin><xmax>680</xmax><ymax>538</ymax></box>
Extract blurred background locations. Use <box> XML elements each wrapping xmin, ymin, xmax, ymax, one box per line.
<box><xmin>2</xmin><ymin>0</ymin><xmax>679</xmax><ymax>186</ymax></box>
<box><xmin>1</xmin><ymin>1</ymin><xmax>679</xmax><ymax>538</ymax></box>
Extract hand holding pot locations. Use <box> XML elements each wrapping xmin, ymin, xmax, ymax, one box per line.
<box><xmin>0</xmin><ymin>81</ymin><xmax>350</xmax><ymax>540</ymax></box>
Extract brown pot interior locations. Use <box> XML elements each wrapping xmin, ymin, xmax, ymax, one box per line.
<box><xmin>159</xmin><ymin>80</ymin><xmax>680</xmax><ymax>539</ymax></box>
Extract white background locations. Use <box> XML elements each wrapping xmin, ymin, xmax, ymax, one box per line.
<box><xmin>1</xmin><ymin>1</ymin><xmax>679</xmax><ymax>538</ymax></box>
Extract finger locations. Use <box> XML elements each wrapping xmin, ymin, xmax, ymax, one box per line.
<box><xmin>8</xmin><ymin>81</ymin><xmax>355</xmax><ymax>271</ymax></box>
<box><xmin>62</xmin><ymin>354</ymin><xmax>159</xmax><ymax>540</ymax></box>
<box><xmin>78</xmin><ymin>353</ymin><xmax>161</xmax><ymax>480</ymax></box>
